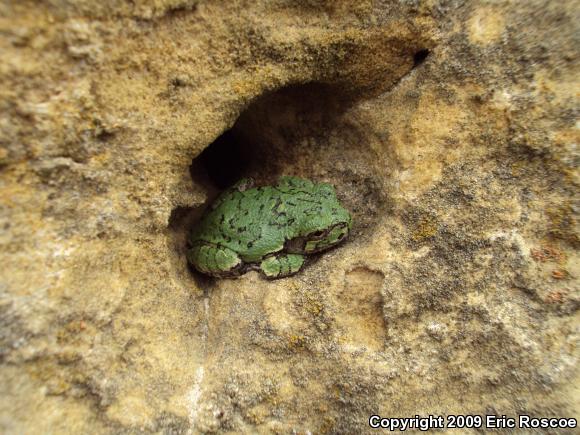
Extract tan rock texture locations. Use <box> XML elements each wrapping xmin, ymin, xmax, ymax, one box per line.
<box><xmin>1</xmin><ymin>0</ymin><xmax>579</xmax><ymax>433</ymax></box>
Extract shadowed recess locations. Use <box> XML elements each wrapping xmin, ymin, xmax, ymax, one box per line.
<box><xmin>189</xmin><ymin>82</ymin><xmax>351</xmax><ymax>191</ymax></box>
<box><xmin>189</xmin><ymin>129</ymin><xmax>254</xmax><ymax>190</ymax></box>
<box><xmin>413</xmin><ymin>49</ymin><xmax>430</xmax><ymax>67</ymax></box>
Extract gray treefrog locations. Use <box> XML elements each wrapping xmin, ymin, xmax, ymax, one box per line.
<box><xmin>187</xmin><ymin>176</ymin><xmax>352</xmax><ymax>278</ymax></box>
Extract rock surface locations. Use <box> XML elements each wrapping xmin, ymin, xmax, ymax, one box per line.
<box><xmin>1</xmin><ymin>0</ymin><xmax>578</xmax><ymax>433</ymax></box>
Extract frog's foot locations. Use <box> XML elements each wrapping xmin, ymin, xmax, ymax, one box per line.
<box><xmin>187</xmin><ymin>242</ymin><xmax>244</xmax><ymax>277</ymax></box>
<box><xmin>260</xmin><ymin>253</ymin><xmax>305</xmax><ymax>279</ymax></box>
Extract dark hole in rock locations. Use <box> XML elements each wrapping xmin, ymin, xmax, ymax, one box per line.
<box><xmin>175</xmin><ymin>81</ymin><xmax>388</xmax><ymax>279</ymax></box>
<box><xmin>187</xmin><ymin>81</ymin><xmax>385</xmax><ymax>231</ymax></box>
<box><xmin>413</xmin><ymin>49</ymin><xmax>430</xmax><ymax>67</ymax></box>
<box><xmin>189</xmin><ymin>129</ymin><xmax>254</xmax><ymax>190</ymax></box>
<box><xmin>189</xmin><ymin>82</ymin><xmax>353</xmax><ymax>192</ymax></box>
<box><xmin>168</xmin><ymin>206</ymin><xmax>198</xmax><ymax>232</ymax></box>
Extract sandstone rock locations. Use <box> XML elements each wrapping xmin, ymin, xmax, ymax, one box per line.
<box><xmin>1</xmin><ymin>0</ymin><xmax>578</xmax><ymax>433</ymax></box>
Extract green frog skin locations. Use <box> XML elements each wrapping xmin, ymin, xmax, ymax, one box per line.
<box><xmin>187</xmin><ymin>176</ymin><xmax>352</xmax><ymax>279</ymax></box>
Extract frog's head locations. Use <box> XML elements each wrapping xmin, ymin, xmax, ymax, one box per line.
<box><xmin>288</xmin><ymin>183</ymin><xmax>353</xmax><ymax>254</ymax></box>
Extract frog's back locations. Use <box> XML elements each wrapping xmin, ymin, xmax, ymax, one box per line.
<box><xmin>191</xmin><ymin>186</ymin><xmax>292</xmax><ymax>262</ymax></box>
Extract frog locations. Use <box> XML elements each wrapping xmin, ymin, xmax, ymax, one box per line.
<box><xmin>187</xmin><ymin>176</ymin><xmax>352</xmax><ymax>279</ymax></box>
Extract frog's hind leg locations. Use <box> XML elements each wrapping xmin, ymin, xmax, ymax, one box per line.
<box><xmin>187</xmin><ymin>241</ymin><xmax>243</xmax><ymax>277</ymax></box>
<box><xmin>260</xmin><ymin>253</ymin><xmax>305</xmax><ymax>279</ymax></box>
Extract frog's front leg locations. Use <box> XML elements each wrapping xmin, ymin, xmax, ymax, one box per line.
<box><xmin>260</xmin><ymin>253</ymin><xmax>305</xmax><ymax>279</ymax></box>
<box><xmin>187</xmin><ymin>241</ymin><xmax>243</xmax><ymax>277</ymax></box>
